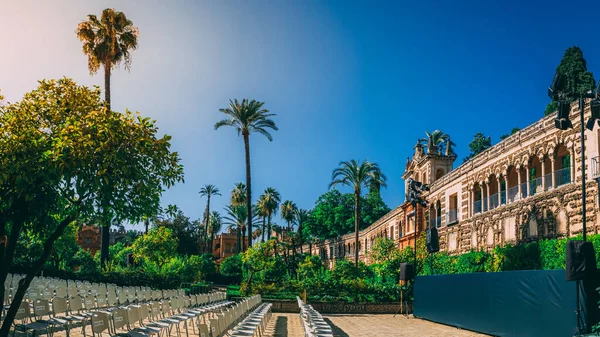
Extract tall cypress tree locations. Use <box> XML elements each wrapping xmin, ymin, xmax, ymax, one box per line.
<box><xmin>544</xmin><ymin>46</ymin><xmax>596</xmax><ymax>116</ymax></box>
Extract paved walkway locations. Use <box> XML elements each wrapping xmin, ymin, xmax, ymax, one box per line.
<box><xmin>265</xmin><ymin>313</ymin><xmax>488</xmax><ymax>337</ymax></box>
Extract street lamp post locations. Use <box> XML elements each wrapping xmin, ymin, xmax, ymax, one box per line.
<box><xmin>549</xmin><ymin>73</ymin><xmax>600</xmax><ymax>335</ymax></box>
<box><xmin>549</xmin><ymin>73</ymin><xmax>600</xmax><ymax>242</ymax></box>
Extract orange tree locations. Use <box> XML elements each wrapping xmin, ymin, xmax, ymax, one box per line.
<box><xmin>0</xmin><ymin>79</ymin><xmax>183</xmax><ymax>336</ymax></box>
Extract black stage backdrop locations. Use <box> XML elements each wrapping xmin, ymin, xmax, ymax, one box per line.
<box><xmin>414</xmin><ymin>270</ymin><xmax>583</xmax><ymax>337</ymax></box>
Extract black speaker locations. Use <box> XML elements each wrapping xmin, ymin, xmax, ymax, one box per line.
<box><xmin>426</xmin><ymin>227</ymin><xmax>439</xmax><ymax>253</ymax></box>
<box><xmin>400</xmin><ymin>263</ymin><xmax>414</xmax><ymax>281</ymax></box>
<box><xmin>566</xmin><ymin>240</ymin><xmax>597</xmax><ymax>281</ymax></box>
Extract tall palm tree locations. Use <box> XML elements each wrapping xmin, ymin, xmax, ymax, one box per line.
<box><xmin>230</xmin><ymin>182</ymin><xmax>247</xmax><ymax>207</ymax></box>
<box><xmin>294</xmin><ymin>209</ymin><xmax>310</xmax><ymax>254</ymax></box>
<box><xmin>280</xmin><ymin>200</ymin><xmax>297</xmax><ymax>232</ymax></box>
<box><xmin>76</xmin><ymin>8</ymin><xmax>139</xmax><ymax>111</ymax></box>
<box><xmin>77</xmin><ymin>9</ymin><xmax>139</xmax><ymax>267</ymax></box>
<box><xmin>199</xmin><ymin>184</ymin><xmax>221</xmax><ymax>253</ymax></box>
<box><xmin>329</xmin><ymin>160</ymin><xmax>387</xmax><ymax>265</ymax></box>
<box><xmin>223</xmin><ymin>205</ymin><xmax>247</xmax><ymax>253</ymax></box>
<box><xmin>419</xmin><ymin>130</ymin><xmax>453</xmax><ymax>155</ymax></box>
<box><xmin>256</xmin><ymin>195</ymin><xmax>268</xmax><ymax>242</ymax></box>
<box><xmin>280</xmin><ymin>200</ymin><xmax>297</xmax><ymax>254</ymax></box>
<box><xmin>261</xmin><ymin>187</ymin><xmax>281</xmax><ymax>240</ymax></box>
<box><xmin>215</xmin><ymin>99</ymin><xmax>278</xmax><ymax>249</ymax></box>
<box><xmin>208</xmin><ymin>211</ymin><xmax>222</xmax><ymax>254</ymax></box>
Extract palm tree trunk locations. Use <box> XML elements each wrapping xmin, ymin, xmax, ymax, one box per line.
<box><xmin>267</xmin><ymin>214</ymin><xmax>272</xmax><ymax>240</ymax></box>
<box><xmin>354</xmin><ymin>190</ymin><xmax>360</xmax><ymax>266</ymax></box>
<box><xmin>299</xmin><ymin>226</ymin><xmax>303</xmax><ymax>254</ymax></box>
<box><xmin>210</xmin><ymin>232</ymin><xmax>215</xmax><ymax>254</ymax></box>
<box><xmin>261</xmin><ymin>216</ymin><xmax>266</xmax><ymax>242</ymax></box>
<box><xmin>99</xmin><ymin>63</ymin><xmax>111</xmax><ymax>269</ymax></box>
<box><xmin>144</xmin><ymin>219</ymin><xmax>149</xmax><ymax>233</ymax></box>
<box><xmin>236</xmin><ymin>226</ymin><xmax>241</xmax><ymax>253</ymax></box>
<box><xmin>242</xmin><ymin>226</ymin><xmax>246</xmax><ymax>251</ymax></box>
<box><xmin>204</xmin><ymin>196</ymin><xmax>211</xmax><ymax>253</ymax></box>
<box><xmin>104</xmin><ymin>63</ymin><xmax>111</xmax><ymax>110</ymax></box>
<box><xmin>243</xmin><ymin>132</ymin><xmax>252</xmax><ymax>250</ymax></box>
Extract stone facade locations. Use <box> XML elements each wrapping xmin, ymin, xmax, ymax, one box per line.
<box><xmin>310</xmin><ymin>100</ymin><xmax>600</xmax><ymax>265</ymax></box>
<box><xmin>212</xmin><ymin>228</ymin><xmax>248</xmax><ymax>264</ymax></box>
<box><xmin>76</xmin><ymin>225</ymin><xmax>140</xmax><ymax>255</ymax></box>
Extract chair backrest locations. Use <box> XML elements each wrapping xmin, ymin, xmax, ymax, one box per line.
<box><xmin>209</xmin><ymin>318</ymin><xmax>220</xmax><ymax>336</ymax></box>
<box><xmin>96</xmin><ymin>293</ymin><xmax>107</xmax><ymax>308</ymax></box>
<box><xmin>91</xmin><ymin>312</ymin><xmax>110</xmax><ymax>335</ymax></box>
<box><xmin>112</xmin><ymin>309</ymin><xmax>128</xmax><ymax>331</ymax></box>
<box><xmin>14</xmin><ymin>301</ymin><xmax>30</xmax><ymax>320</ymax></box>
<box><xmin>198</xmin><ymin>323</ymin><xmax>210</xmax><ymax>337</ymax></box>
<box><xmin>56</xmin><ymin>287</ymin><xmax>67</xmax><ymax>298</ymax></box>
<box><xmin>33</xmin><ymin>299</ymin><xmax>50</xmax><ymax>317</ymax></box>
<box><xmin>69</xmin><ymin>295</ymin><xmax>84</xmax><ymax>312</ymax></box>
<box><xmin>138</xmin><ymin>304</ymin><xmax>150</xmax><ymax>321</ymax></box>
<box><xmin>84</xmin><ymin>294</ymin><xmax>96</xmax><ymax>310</ymax></box>
<box><xmin>52</xmin><ymin>297</ymin><xmax>68</xmax><ymax>315</ymax></box>
<box><xmin>127</xmin><ymin>306</ymin><xmax>140</xmax><ymax>328</ymax></box>
<box><xmin>107</xmin><ymin>290</ymin><xmax>117</xmax><ymax>307</ymax></box>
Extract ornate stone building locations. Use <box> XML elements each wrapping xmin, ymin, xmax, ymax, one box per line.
<box><xmin>310</xmin><ymin>100</ymin><xmax>600</xmax><ymax>267</ymax></box>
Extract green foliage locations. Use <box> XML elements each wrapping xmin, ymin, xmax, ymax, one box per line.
<box><xmin>131</xmin><ymin>227</ymin><xmax>178</xmax><ymax>269</ymax></box>
<box><xmin>306</xmin><ymin>190</ymin><xmax>391</xmax><ymax>239</ymax></box>
<box><xmin>154</xmin><ymin>210</ymin><xmax>202</xmax><ymax>256</ymax></box>
<box><xmin>499</xmin><ymin>127</ymin><xmax>520</xmax><ymax>140</ymax></box>
<box><xmin>544</xmin><ymin>46</ymin><xmax>597</xmax><ymax>116</ymax></box>
<box><xmin>220</xmin><ymin>255</ymin><xmax>243</xmax><ymax>278</ymax></box>
<box><xmin>463</xmin><ymin>132</ymin><xmax>491</xmax><ymax>162</ymax></box>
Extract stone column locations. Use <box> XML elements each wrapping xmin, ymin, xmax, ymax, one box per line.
<box><xmin>541</xmin><ymin>155</ymin><xmax>546</xmax><ymax>191</ymax></box>
<box><xmin>497</xmin><ymin>175</ymin><xmax>502</xmax><ymax>205</ymax></box>
<box><xmin>551</xmin><ymin>157</ymin><xmax>556</xmax><ymax>188</ymax></box>
<box><xmin>480</xmin><ymin>183</ymin><xmax>485</xmax><ymax>212</ymax></box>
<box><xmin>517</xmin><ymin>166</ymin><xmax>522</xmax><ymax>201</ymax></box>
<box><xmin>484</xmin><ymin>181</ymin><xmax>490</xmax><ymax>211</ymax></box>
<box><xmin>525</xmin><ymin>164</ymin><xmax>531</xmax><ymax>197</ymax></box>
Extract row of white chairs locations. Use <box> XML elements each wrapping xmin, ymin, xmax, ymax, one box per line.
<box><xmin>297</xmin><ymin>297</ymin><xmax>333</xmax><ymax>337</ymax></box>
<box><xmin>10</xmin><ymin>291</ymin><xmax>228</xmax><ymax>337</ymax></box>
<box><xmin>204</xmin><ymin>295</ymin><xmax>271</xmax><ymax>337</ymax></box>
<box><xmin>4</xmin><ymin>274</ymin><xmax>186</xmax><ymax>306</ymax></box>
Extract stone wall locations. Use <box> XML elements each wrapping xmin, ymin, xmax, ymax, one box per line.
<box><xmin>263</xmin><ymin>299</ymin><xmax>412</xmax><ymax>314</ymax></box>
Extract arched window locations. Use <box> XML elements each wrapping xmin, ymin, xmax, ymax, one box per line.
<box><xmin>435</xmin><ymin>168</ymin><xmax>445</xmax><ymax>180</ymax></box>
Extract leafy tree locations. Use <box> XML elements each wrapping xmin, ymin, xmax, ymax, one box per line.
<box><xmin>297</xmin><ymin>255</ymin><xmax>323</xmax><ymax>280</ymax></box>
<box><xmin>76</xmin><ymin>9</ymin><xmax>140</xmax><ymax>267</ymax></box>
<box><xmin>463</xmin><ymin>132</ymin><xmax>492</xmax><ymax>162</ymax></box>
<box><xmin>0</xmin><ymin>79</ymin><xmax>182</xmax><ymax>336</ymax></box>
<box><xmin>154</xmin><ymin>210</ymin><xmax>202</xmax><ymax>256</ymax></box>
<box><xmin>220</xmin><ymin>254</ymin><xmax>243</xmax><ymax>279</ymax></box>
<box><xmin>131</xmin><ymin>227</ymin><xmax>178</xmax><ymax>269</ymax></box>
<box><xmin>330</xmin><ymin>160</ymin><xmax>387</xmax><ymax>265</ymax></box>
<box><xmin>241</xmin><ymin>241</ymin><xmax>277</xmax><ymax>293</ymax></box>
<box><xmin>215</xmin><ymin>99</ymin><xmax>278</xmax><ymax>250</ymax></box>
<box><xmin>499</xmin><ymin>127</ymin><xmax>520</xmax><ymax>140</ymax></box>
<box><xmin>199</xmin><ymin>184</ymin><xmax>221</xmax><ymax>252</ymax></box>
<box><xmin>544</xmin><ymin>46</ymin><xmax>597</xmax><ymax>116</ymax></box>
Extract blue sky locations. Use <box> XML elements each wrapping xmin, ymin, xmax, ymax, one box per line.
<box><xmin>2</xmin><ymin>0</ymin><xmax>600</xmax><ymax>230</ymax></box>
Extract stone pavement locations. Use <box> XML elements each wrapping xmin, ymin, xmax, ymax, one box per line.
<box><xmin>265</xmin><ymin>313</ymin><xmax>489</xmax><ymax>337</ymax></box>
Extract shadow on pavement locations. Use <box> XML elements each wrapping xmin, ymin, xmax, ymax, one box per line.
<box><xmin>324</xmin><ymin>318</ymin><xmax>350</xmax><ymax>337</ymax></box>
<box><xmin>273</xmin><ymin>316</ymin><xmax>288</xmax><ymax>336</ymax></box>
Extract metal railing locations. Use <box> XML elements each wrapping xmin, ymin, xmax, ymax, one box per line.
<box><xmin>543</xmin><ymin>173</ymin><xmax>552</xmax><ymax>191</ymax></box>
<box><xmin>473</xmin><ymin>200</ymin><xmax>482</xmax><ymax>214</ymax></box>
<box><xmin>447</xmin><ymin>210</ymin><xmax>459</xmax><ymax>224</ymax></box>
<box><xmin>488</xmin><ymin>193</ymin><xmax>499</xmax><ymax>210</ymax></box>
<box><xmin>530</xmin><ymin>177</ymin><xmax>543</xmax><ymax>196</ymax></box>
<box><xmin>507</xmin><ymin>185</ymin><xmax>520</xmax><ymax>203</ymax></box>
<box><xmin>520</xmin><ymin>182</ymin><xmax>528</xmax><ymax>198</ymax></box>
<box><xmin>555</xmin><ymin>167</ymin><xmax>571</xmax><ymax>187</ymax></box>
